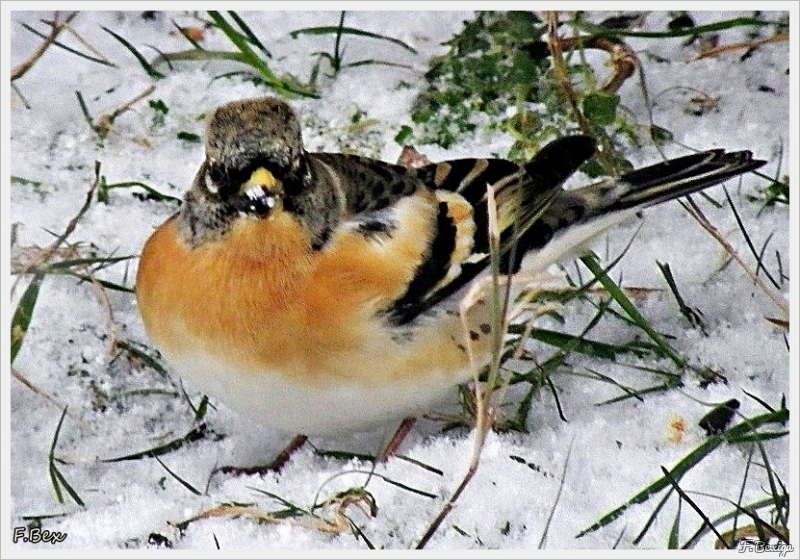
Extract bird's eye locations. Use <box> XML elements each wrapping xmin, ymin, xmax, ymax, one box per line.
<box><xmin>207</xmin><ymin>165</ymin><xmax>225</xmax><ymax>187</ymax></box>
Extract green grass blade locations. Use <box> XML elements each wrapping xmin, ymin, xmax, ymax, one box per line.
<box><xmin>45</xmin><ymin>255</ymin><xmax>136</xmax><ymax>269</ymax></box>
<box><xmin>48</xmin><ymin>408</ymin><xmax>85</xmax><ymax>507</ymax></box>
<box><xmin>147</xmin><ymin>44</ymin><xmax>175</xmax><ymax>71</ymax></box>
<box><xmin>249</xmin><ymin>487</ymin><xmax>311</xmax><ymax>516</ymax></box>
<box><xmin>372</xmin><ymin>474</ymin><xmax>437</xmax><ymax>499</ymax></box>
<box><xmin>583</xmin><ymin>16</ymin><xmax>776</xmax><ymax>40</ymax></box>
<box><xmin>11</xmin><ymin>271</ymin><xmax>45</xmax><ymax>364</ymax></box>
<box><xmin>538</xmin><ymin>439</ymin><xmax>573</xmax><ymax>548</ymax></box>
<box><xmin>723</xmin><ymin>187</ymin><xmax>781</xmax><ymax>290</ymax></box>
<box><xmin>75</xmin><ymin>90</ymin><xmax>95</xmax><ymax>131</ymax></box>
<box><xmin>208</xmin><ymin>11</ymin><xmax>316</xmax><ymax>98</ymax></box>
<box><xmin>47</xmin><ymin>269</ymin><xmax>135</xmax><ymax>293</ymax></box>
<box><xmin>194</xmin><ymin>395</ymin><xmax>210</xmax><ymax>422</ymax></box>
<box><xmin>596</xmin><ymin>379</ymin><xmax>682</xmax><ymax>406</ymax></box>
<box><xmin>51</xmin><ymin>466</ymin><xmax>86</xmax><ymax>507</ymax></box>
<box><xmin>632</xmin><ymin>487</ymin><xmax>674</xmax><ymax>545</ymax></box>
<box><xmin>742</xmin><ymin>389</ymin><xmax>775</xmax><ymax>412</ymax></box>
<box><xmin>48</xmin><ymin>408</ymin><xmax>69</xmax><ymax>504</ymax></box>
<box><xmin>705</xmin><ymin>496</ymin><xmax>791</xmax><ymax>545</ymax></box>
<box><xmin>581</xmin><ymin>254</ymin><xmax>686</xmax><ymax>368</ymax></box>
<box><xmin>11</xmin><ymin>176</ymin><xmax>43</xmax><ymax>188</ymax></box>
<box><xmin>290</xmin><ymin>25</ymin><xmax>417</xmax><ymax>54</ymax></box>
<box><xmin>340</xmin><ymin>59</ymin><xmax>414</xmax><ymax>70</ymax></box>
<box><xmin>102</xmin><ymin>27</ymin><xmax>165</xmax><ymax>79</ymax></box>
<box><xmin>20</xmin><ymin>22</ymin><xmax>116</xmax><ymax>68</ymax></box>
<box><xmin>99</xmin><ymin>179</ymin><xmax>182</xmax><ymax>203</ymax></box>
<box><xmin>724</xmin><ymin>430</ymin><xmax>789</xmax><ymax>444</ymax></box>
<box><xmin>667</xmin><ymin>496</ymin><xmax>681</xmax><ymax>549</ymax></box>
<box><xmin>101</xmin><ymin>424</ymin><xmax>210</xmax><ymax>462</ymax></box>
<box><xmin>682</xmin><ymin>496</ymin><xmax>786</xmax><ymax>548</ymax></box>
<box><xmin>172</xmin><ymin>20</ymin><xmax>204</xmax><ymax>50</ymax></box>
<box><xmin>661</xmin><ymin>467</ymin><xmax>728</xmax><ymax>548</ymax></box>
<box><xmin>752</xmin><ymin>436</ymin><xmax>785</xmax><ymax>528</ymax></box>
<box><xmin>207</xmin><ymin>11</ymin><xmax>270</xmax><ymax>72</ymax></box>
<box><xmin>48</xmin><ymin>461</ymin><xmax>64</xmax><ymax>504</ymax></box>
<box><xmin>227</xmin><ymin>11</ymin><xmax>271</xmax><ymax>57</ymax></box>
<box><xmin>656</xmin><ymin>260</ymin><xmax>706</xmax><ymax>333</ymax></box>
<box><xmin>514</xmin><ymin>326</ymin><xmax>653</xmax><ymax>360</ymax></box>
<box><xmin>153</xmin><ymin>48</ymin><xmax>250</xmax><ymax>66</ymax></box>
<box><xmin>152</xmin><ymin>455</ymin><xmax>202</xmax><ymax>495</ymax></box>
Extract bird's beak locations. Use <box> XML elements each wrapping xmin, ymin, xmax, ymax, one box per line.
<box><xmin>239</xmin><ymin>167</ymin><xmax>283</xmax><ymax>196</ymax></box>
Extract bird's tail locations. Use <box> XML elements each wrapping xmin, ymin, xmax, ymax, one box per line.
<box><xmin>515</xmin><ymin>144</ymin><xmax>766</xmax><ymax>274</ymax></box>
<box><xmin>577</xmin><ymin>148</ymin><xmax>767</xmax><ymax>218</ymax></box>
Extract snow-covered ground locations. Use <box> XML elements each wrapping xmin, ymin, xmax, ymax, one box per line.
<box><xmin>3</xmin><ymin>7</ymin><xmax>797</xmax><ymax>554</ymax></box>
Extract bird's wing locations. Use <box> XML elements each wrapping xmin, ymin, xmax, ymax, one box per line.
<box><xmin>310</xmin><ymin>137</ymin><xmax>599</xmax><ymax>326</ymax></box>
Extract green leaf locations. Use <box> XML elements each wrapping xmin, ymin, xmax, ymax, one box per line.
<box><xmin>149</xmin><ymin>99</ymin><xmax>169</xmax><ymax>114</ymax></box>
<box><xmin>394</xmin><ymin>125</ymin><xmax>413</xmax><ymax>145</ymax></box>
<box><xmin>177</xmin><ymin>131</ymin><xmax>201</xmax><ymax>143</ymax></box>
<box><xmin>583</xmin><ymin>92</ymin><xmax>620</xmax><ymax>127</ymax></box>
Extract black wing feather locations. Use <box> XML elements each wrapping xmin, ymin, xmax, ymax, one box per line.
<box><xmin>388</xmin><ymin>201</ymin><xmax>457</xmax><ymax>325</ymax></box>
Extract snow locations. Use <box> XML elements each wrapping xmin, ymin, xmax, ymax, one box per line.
<box><xmin>3</xmin><ymin>5</ymin><xmax>797</xmax><ymax>555</ymax></box>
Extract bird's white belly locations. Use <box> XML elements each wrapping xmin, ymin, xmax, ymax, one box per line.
<box><xmin>170</xmin><ymin>353</ymin><xmax>469</xmax><ymax>436</ymax></box>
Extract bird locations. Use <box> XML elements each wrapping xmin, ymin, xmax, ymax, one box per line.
<box><xmin>136</xmin><ymin>97</ymin><xmax>765</xmax><ymax>466</ymax></box>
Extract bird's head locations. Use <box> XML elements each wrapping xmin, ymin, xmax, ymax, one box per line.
<box><xmin>192</xmin><ymin>97</ymin><xmax>311</xmax><ymax>218</ymax></box>
<box><xmin>178</xmin><ymin>98</ymin><xmax>320</xmax><ymax>246</ymax></box>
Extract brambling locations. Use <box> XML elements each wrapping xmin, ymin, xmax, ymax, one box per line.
<box><xmin>136</xmin><ymin>97</ymin><xmax>764</xmax><ymax>449</ymax></box>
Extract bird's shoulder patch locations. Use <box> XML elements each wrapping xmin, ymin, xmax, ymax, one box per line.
<box><xmin>384</xmin><ymin>188</ymin><xmax>488</xmax><ymax>325</ymax></box>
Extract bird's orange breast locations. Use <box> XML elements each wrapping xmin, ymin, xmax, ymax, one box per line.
<box><xmin>136</xmin><ymin>214</ymin><xmax>316</xmax><ymax>377</ymax></box>
<box><xmin>135</xmin><ymin>203</ymin><xmax>464</xmax><ymax>385</ymax></box>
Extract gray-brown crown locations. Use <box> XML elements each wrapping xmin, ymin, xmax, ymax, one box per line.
<box><xmin>205</xmin><ymin>97</ymin><xmax>305</xmax><ymax>173</ymax></box>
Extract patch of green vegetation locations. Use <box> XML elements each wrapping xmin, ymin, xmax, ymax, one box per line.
<box><xmin>148</xmin><ymin>99</ymin><xmax>169</xmax><ymax>128</ymax></box>
<box><xmin>748</xmin><ymin>175</ymin><xmax>789</xmax><ymax>209</ymax></box>
<box><xmin>407</xmin><ymin>11</ymin><xmax>638</xmax><ymax>173</ymax></box>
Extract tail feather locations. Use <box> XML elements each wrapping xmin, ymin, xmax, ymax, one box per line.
<box><xmin>515</xmin><ymin>147</ymin><xmax>766</xmax><ymax>274</ymax></box>
<box><xmin>607</xmin><ymin>149</ymin><xmax>765</xmax><ymax>212</ymax></box>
